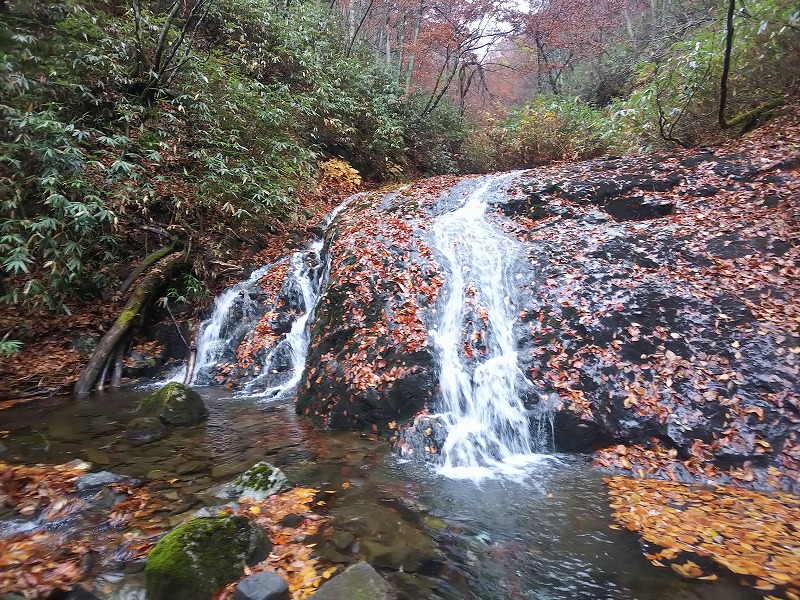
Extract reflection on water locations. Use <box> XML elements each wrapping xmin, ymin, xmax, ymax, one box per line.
<box><xmin>0</xmin><ymin>390</ymin><xmax>758</xmax><ymax>600</ymax></box>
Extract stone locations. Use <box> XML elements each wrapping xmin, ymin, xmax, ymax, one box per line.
<box><xmin>232</xmin><ymin>462</ymin><xmax>288</xmax><ymax>500</ymax></box>
<box><xmin>138</xmin><ymin>382</ymin><xmax>208</xmax><ymax>426</ymax></box>
<box><xmin>279</xmin><ymin>513</ymin><xmax>304</xmax><ymax>528</ymax></box>
<box><xmin>76</xmin><ymin>470</ymin><xmax>126</xmax><ymax>493</ymax></box>
<box><xmin>331</xmin><ymin>530</ymin><xmax>355</xmax><ymax>551</ymax></box>
<box><xmin>311</xmin><ymin>562</ymin><xmax>396</xmax><ymax>600</ymax></box>
<box><xmin>175</xmin><ymin>459</ymin><xmax>207</xmax><ymax>475</ymax></box>
<box><xmin>145</xmin><ymin>515</ymin><xmax>271</xmax><ymax>600</ymax></box>
<box><xmin>232</xmin><ymin>571</ymin><xmax>290</xmax><ymax>600</ymax></box>
<box><xmin>63</xmin><ymin>584</ymin><xmax>101</xmax><ymax>599</ymax></box>
<box><xmin>83</xmin><ymin>448</ymin><xmax>112</xmax><ymax>466</ymax></box>
<box><xmin>125</xmin><ymin>416</ymin><xmax>167</xmax><ymax>445</ymax></box>
<box><xmin>211</xmin><ymin>462</ymin><xmax>245</xmax><ymax>479</ymax></box>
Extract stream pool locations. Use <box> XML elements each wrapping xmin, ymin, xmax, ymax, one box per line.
<box><xmin>0</xmin><ymin>389</ymin><xmax>758</xmax><ymax>600</ymax></box>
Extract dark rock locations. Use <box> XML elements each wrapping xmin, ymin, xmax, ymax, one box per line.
<box><xmin>331</xmin><ymin>529</ymin><xmax>355</xmax><ymax>551</ymax></box>
<box><xmin>311</xmin><ymin>562</ymin><xmax>397</xmax><ymax>600</ymax></box>
<box><xmin>145</xmin><ymin>515</ymin><xmax>271</xmax><ymax>600</ymax></box>
<box><xmin>279</xmin><ymin>513</ymin><xmax>305</xmax><ymax>528</ymax></box>
<box><xmin>233</xmin><ymin>571</ymin><xmax>290</xmax><ymax>600</ymax></box>
<box><xmin>138</xmin><ymin>382</ymin><xmax>208</xmax><ymax>426</ymax></box>
<box><xmin>62</xmin><ymin>584</ymin><xmax>101</xmax><ymax>600</ymax></box>
<box><xmin>75</xmin><ymin>471</ymin><xmax>126</xmax><ymax>493</ymax></box>
<box><xmin>82</xmin><ymin>448</ymin><xmax>111</xmax><ymax>466</ymax></box>
<box><xmin>125</xmin><ymin>416</ymin><xmax>168</xmax><ymax>445</ymax></box>
<box><xmin>295</xmin><ymin>192</ymin><xmax>440</xmax><ymax>430</ymax></box>
<box><xmin>602</xmin><ymin>195</ymin><xmax>674</xmax><ymax>221</ymax></box>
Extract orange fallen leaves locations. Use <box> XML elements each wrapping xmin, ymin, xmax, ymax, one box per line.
<box><xmin>216</xmin><ymin>487</ymin><xmax>335</xmax><ymax>600</ymax></box>
<box><xmin>605</xmin><ymin>476</ymin><xmax>800</xmax><ymax>595</ymax></box>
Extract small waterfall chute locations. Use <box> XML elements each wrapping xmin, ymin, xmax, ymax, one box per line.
<box><xmin>170</xmin><ymin>194</ymin><xmax>360</xmax><ymax>399</ymax></box>
<box><xmin>428</xmin><ymin>173</ymin><xmax>552</xmax><ymax>480</ymax></box>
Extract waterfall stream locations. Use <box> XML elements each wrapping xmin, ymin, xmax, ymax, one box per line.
<box><xmin>428</xmin><ymin>173</ymin><xmax>550</xmax><ymax>480</ymax></box>
<box><xmin>171</xmin><ymin>196</ymin><xmax>357</xmax><ymax>398</ymax></box>
<box><xmin>172</xmin><ymin>180</ymin><xmax>548</xmax><ymax>479</ymax></box>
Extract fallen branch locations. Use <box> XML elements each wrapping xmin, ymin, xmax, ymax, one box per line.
<box><xmin>75</xmin><ymin>251</ymin><xmax>187</xmax><ymax>398</ymax></box>
<box><xmin>183</xmin><ymin>321</ymin><xmax>200</xmax><ymax>385</ymax></box>
<box><xmin>118</xmin><ymin>244</ymin><xmax>175</xmax><ymax>295</ymax></box>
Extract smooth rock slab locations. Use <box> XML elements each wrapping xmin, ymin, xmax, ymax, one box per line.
<box><xmin>233</xmin><ymin>571</ymin><xmax>290</xmax><ymax>600</ymax></box>
<box><xmin>311</xmin><ymin>562</ymin><xmax>397</xmax><ymax>600</ymax></box>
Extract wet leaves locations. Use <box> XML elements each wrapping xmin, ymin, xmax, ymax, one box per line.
<box><xmin>1</xmin><ymin>462</ymin><xmax>333</xmax><ymax>600</ymax></box>
<box><xmin>511</xmin><ymin>108</ymin><xmax>800</xmax><ymax>491</ymax></box>
<box><xmin>605</xmin><ymin>476</ymin><xmax>800</xmax><ymax>595</ymax></box>
<box><xmin>216</xmin><ymin>487</ymin><xmax>332</xmax><ymax>600</ymax></box>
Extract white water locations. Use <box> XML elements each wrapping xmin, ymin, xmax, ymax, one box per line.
<box><xmin>239</xmin><ymin>242</ymin><xmax>321</xmax><ymax>398</ymax></box>
<box><xmin>429</xmin><ymin>173</ymin><xmax>550</xmax><ymax>480</ymax></box>
<box><xmin>179</xmin><ymin>195</ymin><xmax>359</xmax><ymax>398</ymax></box>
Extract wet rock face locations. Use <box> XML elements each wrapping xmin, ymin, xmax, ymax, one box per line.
<box><xmin>297</xmin><ymin>186</ymin><xmax>445</xmax><ymax>430</ymax></box>
<box><xmin>505</xmin><ymin>145</ymin><xmax>799</xmax><ymax>491</ymax></box>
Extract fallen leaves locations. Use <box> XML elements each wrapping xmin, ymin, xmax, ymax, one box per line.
<box><xmin>216</xmin><ymin>487</ymin><xmax>333</xmax><ymax>600</ymax></box>
<box><xmin>2</xmin><ymin>461</ymin><xmax>336</xmax><ymax>600</ymax></box>
<box><xmin>605</xmin><ymin>476</ymin><xmax>800</xmax><ymax>595</ymax></box>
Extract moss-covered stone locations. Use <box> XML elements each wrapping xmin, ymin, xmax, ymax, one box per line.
<box><xmin>138</xmin><ymin>382</ymin><xmax>208</xmax><ymax>426</ymax></box>
<box><xmin>145</xmin><ymin>515</ymin><xmax>271</xmax><ymax>600</ymax></box>
<box><xmin>233</xmin><ymin>462</ymin><xmax>288</xmax><ymax>500</ymax></box>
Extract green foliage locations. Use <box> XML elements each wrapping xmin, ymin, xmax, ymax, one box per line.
<box><xmin>464</xmin><ymin>96</ymin><xmax>608</xmax><ymax>171</ymax></box>
<box><xmin>599</xmin><ymin>0</ymin><xmax>799</xmax><ymax>150</ymax></box>
<box><xmin>1</xmin><ymin>0</ymin><xmax>463</xmax><ymax>312</ymax></box>
<box><xmin>0</xmin><ymin>333</ymin><xmax>22</xmax><ymax>358</ymax></box>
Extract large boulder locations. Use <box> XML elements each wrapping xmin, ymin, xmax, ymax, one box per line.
<box><xmin>145</xmin><ymin>515</ymin><xmax>271</xmax><ymax>600</ymax></box>
<box><xmin>504</xmin><ymin>146</ymin><xmax>800</xmax><ymax>491</ymax></box>
<box><xmin>296</xmin><ymin>185</ymin><xmax>449</xmax><ymax>430</ymax></box>
<box><xmin>311</xmin><ymin>562</ymin><xmax>397</xmax><ymax>600</ymax></box>
<box><xmin>138</xmin><ymin>382</ymin><xmax>208</xmax><ymax>425</ymax></box>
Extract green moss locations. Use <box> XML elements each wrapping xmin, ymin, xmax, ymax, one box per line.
<box><xmin>233</xmin><ymin>461</ymin><xmax>288</xmax><ymax>499</ymax></box>
<box><xmin>139</xmin><ymin>382</ymin><xmax>207</xmax><ymax>425</ymax></box>
<box><xmin>145</xmin><ymin>515</ymin><xmax>271</xmax><ymax>600</ymax></box>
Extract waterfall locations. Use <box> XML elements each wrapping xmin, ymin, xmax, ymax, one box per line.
<box><xmin>179</xmin><ymin>195</ymin><xmax>359</xmax><ymax>398</ymax></box>
<box><xmin>428</xmin><ymin>173</ymin><xmax>550</xmax><ymax>480</ymax></box>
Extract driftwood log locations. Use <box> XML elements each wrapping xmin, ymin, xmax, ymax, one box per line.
<box><xmin>74</xmin><ymin>249</ymin><xmax>187</xmax><ymax>398</ymax></box>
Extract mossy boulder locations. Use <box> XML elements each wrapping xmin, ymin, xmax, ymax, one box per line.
<box><xmin>145</xmin><ymin>515</ymin><xmax>271</xmax><ymax>600</ymax></box>
<box><xmin>232</xmin><ymin>462</ymin><xmax>288</xmax><ymax>500</ymax></box>
<box><xmin>139</xmin><ymin>382</ymin><xmax>208</xmax><ymax>426</ymax></box>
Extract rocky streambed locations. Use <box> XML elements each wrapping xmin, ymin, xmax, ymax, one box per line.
<box><xmin>0</xmin><ymin>389</ymin><xmax>760</xmax><ymax>600</ymax></box>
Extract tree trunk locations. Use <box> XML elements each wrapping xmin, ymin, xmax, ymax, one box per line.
<box><xmin>74</xmin><ymin>251</ymin><xmax>186</xmax><ymax>398</ymax></box>
<box><xmin>718</xmin><ymin>0</ymin><xmax>736</xmax><ymax>128</ymax></box>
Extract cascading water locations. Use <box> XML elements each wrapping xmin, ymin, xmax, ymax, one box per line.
<box><xmin>175</xmin><ymin>195</ymin><xmax>358</xmax><ymax>398</ymax></box>
<box><xmin>428</xmin><ymin>173</ymin><xmax>551</xmax><ymax>480</ymax></box>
